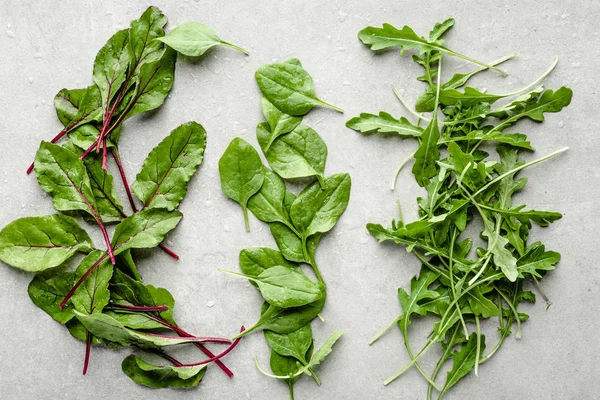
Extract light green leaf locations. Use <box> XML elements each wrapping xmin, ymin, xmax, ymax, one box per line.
<box><xmin>412</xmin><ymin>117</ymin><xmax>440</xmax><ymax>186</ymax></box>
<box><xmin>239</xmin><ymin>247</ymin><xmax>300</xmax><ymax>286</ymax></box>
<box><xmin>93</xmin><ymin>28</ymin><xmax>130</xmax><ymax>114</ymax></box>
<box><xmin>83</xmin><ymin>155</ymin><xmax>125</xmax><ymax>223</ymax></box>
<box><xmin>71</xmin><ymin>250</ymin><xmax>113</xmax><ymax>315</ymax></box>
<box><xmin>0</xmin><ymin>214</ymin><xmax>93</xmax><ymax>271</ymax></box>
<box><xmin>346</xmin><ymin>112</ymin><xmax>423</xmax><ymax>137</ymax></box>
<box><xmin>157</xmin><ymin>22</ymin><xmax>247</xmax><ymax>56</ymax></box>
<box><xmin>247</xmin><ymin>168</ymin><xmax>289</xmax><ymax>225</ymax></box>
<box><xmin>133</xmin><ymin>121</ymin><xmax>206</xmax><ymax>210</ymax></box>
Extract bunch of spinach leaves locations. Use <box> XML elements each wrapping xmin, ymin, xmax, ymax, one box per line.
<box><xmin>219</xmin><ymin>58</ymin><xmax>349</xmax><ymax>399</ymax></box>
<box><xmin>348</xmin><ymin>18</ymin><xmax>570</xmax><ymax>398</ymax></box>
<box><xmin>0</xmin><ymin>6</ymin><xmax>248</xmax><ymax>389</ymax></box>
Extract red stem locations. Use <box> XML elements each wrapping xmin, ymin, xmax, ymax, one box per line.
<box><xmin>60</xmin><ymin>253</ymin><xmax>109</xmax><ymax>308</ymax></box>
<box><xmin>101</xmin><ymin>138</ymin><xmax>108</xmax><ymax>170</ymax></box>
<box><xmin>26</xmin><ymin>128</ymin><xmax>71</xmax><ymax>174</ymax></box>
<box><xmin>159</xmin><ymin>351</ymin><xmax>184</xmax><ymax>367</ymax></box>
<box><xmin>178</xmin><ymin>326</ymin><xmax>245</xmax><ymax>367</ymax></box>
<box><xmin>158</xmin><ymin>244</ymin><xmax>179</xmax><ymax>260</ymax></box>
<box><xmin>83</xmin><ymin>331</ymin><xmax>92</xmax><ymax>375</ymax></box>
<box><xmin>143</xmin><ymin>332</ymin><xmax>232</xmax><ymax>344</ymax></box>
<box><xmin>144</xmin><ymin>313</ymin><xmax>234</xmax><ymax>378</ymax></box>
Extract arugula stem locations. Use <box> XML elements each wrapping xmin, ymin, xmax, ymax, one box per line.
<box><xmin>384</xmin><ymin>339</ymin><xmax>435</xmax><ymax>385</ymax></box>
<box><xmin>426</xmin><ymin>325</ymin><xmax>460</xmax><ymax>400</ymax></box>
<box><xmin>82</xmin><ymin>331</ymin><xmax>92</xmax><ymax>375</ymax></box>
<box><xmin>493</xmin><ymin>284</ymin><xmax>522</xmax><ymax>339</ymax></box>
<box><xmin>499</xmin><ymin>58</ymin><xmax>558</xmax><ymax>97</ymax></box>
<box><xmin>369</xmin><ymin>315</ymin><xmax>401</xmax><ymax>344</ymax></box>
<box><xmin>392</xmin><ymin>85</ymin><xmax>426</xmax><ymax>121</ymax></box>
<box><xmin>391</xmin><ymin>151</ymin><xmax>416</xmax><ymax>190</ymax></box>
<box><xmin>473</xmin><ymin>147</ymin><xmax>568</xmax><ymax>199</ymax></box>
<box><xmin>402</xmin><ymin>330</ymin><xmax>442</xmax><ymax>390</ymax></box>
<box><xmin>532</xmin><ymin>275</ymin><xmax>552</xmax><ymax>309</ymax></box>
<box><xmin>474</xmin><ymin>315</ymin><xmax>481</xmax><ymax>376</ymax></box>
<box><xmin>446</xmin><ymin>49</ymin><xmax>508</xmax><ymax>76</ymax></box>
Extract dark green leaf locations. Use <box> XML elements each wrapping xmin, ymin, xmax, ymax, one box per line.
<box><xmin>28</xmin><ymin>271</ymin><xmax>75</xmax><ymax>324</ymax></box>
<box><xmin>261</xmin><ymin>97</ymin><xmax>303</xmax><ymax>151</ymax></box>
<box><xmin>122</xmin><ymin>355</ymin><xmax>206</xmax><ymax>389</ymax></box>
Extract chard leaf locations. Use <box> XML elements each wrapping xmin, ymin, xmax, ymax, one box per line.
<box><xmin>218</xmin><ymin>138</ymin><xmax>265</xmax><ymax>231</ymax></box>
<box><xmin>28</xmin><ymin>271</ymin><xmax>76</xmax><ymax>323</ymax></box>
<box><xmin>111</xmin><ymin>208</ymin><xmax>182</xmax><ymax>256</ymax></box>
<box><xmin>345</xmin><ymin>112</ymin><xmax>423</xmax><ymax>137</ymax></box>
<box><xmin>132</xmin><ymin>121</ymin><xmax>206</xmax><ymax>210</ymax></box>
<box><xmin>122</xmin><ymin>355</ymin><xmax>206</xmax><ymax>389</ymax></box>
<box><xmin>93</xmin><ymin>28</ymin><xmax>130</xmax><ymax>115</ymax></box>
<box><xmin>261</xmin><ymin>97</ymin><xmax>303</xmax><ymax>150</ymax></box>
<box><xmin>257</xmin><ymin>123</ymin><xmax>327</xmax><ymax>185</ymax></box>
<box><xmin>71</xmin><ymin>250</ymin><xmax>112</xmax><ymax>315</ymax></box>
<box><xmin>290</xmin><ymin>173</ymin><xmax>351</xmax><ymax>239</ymax></box>
<box><xmin>127</xmin><ymin>6</ymin><xmax>168</xmax><ymax>71</ymax></box>
<box><xmin>74</xmin><ymin>312</ymin><xmax>208</xmax><ymax>348</ymax></box>
<box><xmin>255</xmin><ymin>59</ymin><xmax>342</xmax><ymax>116</ymax></box>
<box><xmin>157</xmin><ymin>22</ymin><xmax>247</xmax><ymax>56</ymax></box>
<box><xmin>0</xmin><ymin>214</ymin><xmax>93</xmax><ymax>271</ymax></box>
<box><xmin>83</xmin><ymin>154</ymin><xmax>125</xmax><ymax>223</ymax></box>
<box><xmin>34</xmin><ymin>142</ymin><xmax>97</xmax><ymax>216</ymax></box>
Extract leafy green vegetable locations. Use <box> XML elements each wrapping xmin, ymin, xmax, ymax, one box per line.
<box><xmin>122</xmin><ymin>355</ymin><xmax>207</xmax><ymax>389</ymax></box>
<box><xmin>132</xmin><ymin>122</ymin><xmax>207</xmax><ymax>210</ymax></box>
<box><xmin>0</xmin><ymin>214</ymin><xmax>92</xmax><ymax>271</ymax></box>
<box><xmin>221</xmin><ymin>58</ymin><xmax>350</xmax><ymax>398</ymax></box>
<box><xmin>255</xmin><ymin>59</ymin><xmax>343</xmax><ymax>115</ymax></box>
<box><xmin>350</xmin><ymin>18</ymin><xmax>568</xmax><ymax>397</ymax></box>
<box><xmin>219</xmin><ymin>138</ymin><xmax>265</xmax><ymax>231</ymax></box>
<box><xmin>156</xmin><ymin>21</ymin><xmax>248</xmax><ymax>56</ymax></box>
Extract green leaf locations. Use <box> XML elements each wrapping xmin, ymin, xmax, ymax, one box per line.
<box><xmin>261</xmin><ymin>96</ymin><xmax>303</xmax><ymax>151</ymax></box>
<box><xmin>468</xmin><ymin>287</ymin><xmax>500</xmax><ymax>318</ymax></box>
<box><xmin>132</xmin><ymin>121</ymin><xmax>207</xmax><ymax>210</ymax></box>
<box><xmin>34</xmin><ymin>142</ymin><xmax>97</xmax><ymax>216</ymax></box>
<box><xmin>115</xmin><ymin>249</ymin><xmax>141</xmax><ymax>281</ymax></box>
<box><xmin>397</xmin><ymin>267</ymin><xmax>440</xmax><ymax>333</ymax></box>
<box><xmin>412</xmin><ymin>117</ymin><xmax>440</xmax><ymax>186</ymax></box>
<box><xmin>105</xmin><ymin>311</ymin><xmax>165</xmax><ymax>330</ymax></box>
<box><xmin>517</xmin><ymin>242</ymin><xmax>560</xmax><ymax>278</ymax></box>
<box><xmin>111</xmin><ymin>208</ymin><xmax>182</xmax><ymax>256</ymax></box>
<box><xmin>93</xmin><ymin>28</ymin><xmax>130</xmax><ymax>114</ymax></box>
<box><xmin>485</xmin><ymin>205</ymin><xmax>561</xmax><ymax>227</ymax></box>
<box><xmin>257</xmin><ymin>123</ymin><xmax>327</xmax><ymax>185</ymax></box>
<box><xmin>157</xmin><ymin>22</ymin><xmax>247</xmax><ymax>56</ymax></box>
<box><xmin>482</xmin><ymin>216</ymin><xmax>518</xmax><ymax>282</ymax></box>
<box><xmin>304</xmin><ymin>330</ymin><xmax>343</xmax><ymax>370</ymax></box>
<box><xmin>71</xmin><ymin>250</ymin><xmax>113</xmax><ymax>315</ymax></box>
<box><xmin>28</xmin><ymin>271</ymin><xmax>75</xmax><ymax>324</ymax></box>
<box><xmin>270</xmin><ymin>223</ymin><xmax>321</xmax><ymax>264</ymax></box>
<box><xmin>441</xmin><ymin>333</ymin><xmax>486</xmax><ymax>395</ymax></box>
<box><xmin>74</xmin><ymin>312</ymin><xmax>205</xmax><ymax>348</ymax></box>
<box><xmin>247</xmin><ymin>168</ymin><xmax>289</xmax><ymax>225</ymax></box>
<box><xmin>504</xmin><ymin>87</ymin><xmax>573</xmax><ymax>123</ymax></box>
<box><xmin>54</xmin><ymin>85</ymin><xmax>103</xmax><ymax>137</ymax></box>
<box><xmin>83</xmin><ymin>155</ymin><xmax>125</xmax><ymax>223</ymax></box>
<box><xmin>290</xmin><ymin>173</ymin><xmax>351</xmax><ymax>239</ymax></box>
<box><xmin>122</xmin><ymin>355</ymin><xmax>206</xmax><ymax>389</ymax></box>
<box><xmin>246</xmin><ymin>299</ymin><xmax>325</xmax><ymax>335</ymax></box>
<box><xmin>226</xmin><ymin>266</ymin><xmax>323</xmax><ymax>308</ymax></box>
<box><xmin>442</xmin><ymin>131</ymin><xmax>533</xmax><ymax>151</ymax></box>
<box><xmin>127</xmin><ymin>6</ymin><xmax>167</xmax><ymax>70</ymax></box>
<box><xmin>255</xmin><ymin>59</ymin><xmax>342</xmax><ymax>116</ymax></box>
<box><xmin>269</xmin><ymin>350</ymin><xmax>301</xmax><ymax>387</ymax></box>
<box><xmin>219</xmin><ymin>138</ymin><xmax>265</xmax><ymax>231</ymax></box>
<box><xmin>0</xmin><ymin>214</ymin><xmax>93</xmax><ymax>271</ymax></box>
<box><xmin>239</xmin><ymin>248</ymin><xmax>300</xmax><ymax>286</ymax></box>
<box><xmin>265</xmin><ymin>323</ymin><xmax>313</xmax><ymax>363</ymax></box>
<box><xmin>429</xmin><ymin>18</ymin><xmax>455</xmax><ymax>42</ymax></box>
<box><xmin>345</xmin><ymin>112</ymin><xmax>423</xmax><ymax>137</ymax></box>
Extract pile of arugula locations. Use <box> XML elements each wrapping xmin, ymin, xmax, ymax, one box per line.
<box><xmin>0</xmin><ymin>6</ymin><xmax>248</xmax><ymax>389</ymax></box>
<box><xmin>219</xmin><ymin>58</ymin><xmax>350</xmax><ymax>399</ymax></box>
<box><xmin>347</xmin><ymin>18</ymin><xmax>571</xmax><ymax>398</ymax></box>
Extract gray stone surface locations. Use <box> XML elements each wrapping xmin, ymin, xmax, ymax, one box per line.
<box><xmin>0</xmin><ymin>0</ymin><xmax>598</xmax><ymax>398</ymax></box>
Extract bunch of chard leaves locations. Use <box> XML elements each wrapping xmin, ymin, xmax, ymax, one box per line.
<box><xmin>0</xmin><ymin>6</ymin><xmax>248</xmax><ymax>389</ymax></box>
<box><xmin>219</xmin><ymin>58</ymin><xmax>348</xmax><ymax>399</ymax></box>
<box><xmin>348</xmin><ymin>18</ymin><xmax>570</xmax><ymax>399</ymax></box>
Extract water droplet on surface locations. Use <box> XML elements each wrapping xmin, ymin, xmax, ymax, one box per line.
<box><xmin>206</xmin><ymin>301</ymin><xmax>215</xmax><ymax>308</ymax></box>
<box><xmin>6</xmin><ymin>30</ymin><xmax>15</xmax><ymax>38</ymax></box>
<box><xmin>558</xmin><ymin>121</ymin><xmax>565</xmax><ymax>128</ymax></box>
<box><xmin>28</xmin><ymin>77</ymin><xmax>33</xmax><ymax>83</ymax></box>
<box><xmin>33</xmin><ymin>52</ymin><xmax>43</xmax><ymax>59</ymax></box>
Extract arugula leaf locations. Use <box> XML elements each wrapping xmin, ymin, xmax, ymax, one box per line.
<box><xmin>122</xmin><ymin>355</ymin><xmax>206</xmax><ymax>389</ymax></box>
<box><xmin>412</xmin><ymin>117</ymin><xmax>441</xmax><ymax>186</ymax></box>
<box><xmin>219</xmin><ymin>138</ymin><xmax>265</xmax><ymax>231</ymax></box>
<box><xmin>255</xmin><ymin>59</ymin><xmax>343</xmax><ymax>115</ymax></box>
<box><xmin>0</xmin><ymin>214</ymin><xmax>93</xmax><ymax>271</ymax></box>
<box><xmin>346</xmin><ymin>112</ymin><xmax>423</xmax><ymax>137</ymax></box>
<box><xmin>441</xmin><ymin>333</ymin><xmax>486</xmax><ymax>395</ymax></box>
<box><xmin>157</xmin><ymin>22</ymin><xmax>248</xmax><ymax>56</ymax></box>
<box><xmin>257</xmin><ymin>123</ymin><xmax>328</xmax><ymax>185</ymax></box>
<box><xmin>132</xmin><ymin>121</ymin><xmax>206</xmax><ymax>210</ymax></box>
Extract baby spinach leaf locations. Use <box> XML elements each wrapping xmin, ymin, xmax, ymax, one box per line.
<box><xmin>247</xmin><ymin>168</ymin><xmax>289</xmax><ymax>225</ymax></box>
<box><xmin>290</xmin><ymin>173</ymin><xmax>351</xmax><ymax>240</ymax></box>
<box><xmin>239</xmin><ymin>248</ymin><xmax>300</xmax><ymax>283</ymax></box>
<box><xmin>255</xmin><ymin>60</ymin><xmax>343</xmax><ymax>116</ymax></box>
<box><xmin>261</xmin><ymin>97</ymin><xmax>303</xmax><ymax>151</ymax></box>
<box><xmin>219</xmin><ymin>138</ymin><xmax>265</xmax><ymax>231</ymax></box>
<box><xmin>257</xmin><ymin>123</ymin><xmax>328</xmax><ymax>185</ymax></box>
<box><xmin>132</xmin><ymin>121</ymin><xmax>207</xmax><ymax>210</ymax></box>
<box><xmin>156</xmin><ymin>21</ymin><xmax>248</xmax><ymax>56</ymax></box>
<box><xmin>264</xmin><ymin>323</ymin><xmax>313</xmax><ymax>363</ymax></box>
<box><xmin>0</xmin><ymin>214</ymin><xmax>93</xmax><ymax>271</ymax></box>
<box><xmin>122</xmin><ymin>354</ymin><xmax>206</xmax><ymax>389</ymax></box>
<box><xmin>28</xmin><ymin>271</ymin><xmax>76</xmax><ymax>324</ymax></box>
<box><xmin>244</xmin><ymin>299</ymin><xmax>325</xmax><ymax>336</ymax></box>
<box><xmin>223</xmin><ymin>266</ymin><xmax>323</xmax><ymax>308</ymax></box>
<box><xmin>111</xmin><ymin>208</ymin><xmax>183</xmax><ymax>256</ymax></box>
<box><xmin>346</xmin><ymin>112</ymin><xmax>423</xmax><ymax>137</ymax></box>
<box><xmin>270</xmin><ymin>223</ymin><xmax>321</xmax><ymax>264</ymax></box>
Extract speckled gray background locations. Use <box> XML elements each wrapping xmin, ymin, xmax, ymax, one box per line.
<box><xmin>0</xmin><ymin>1</ymin><xmax>598</xmax><ymax>399</ymax></box>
